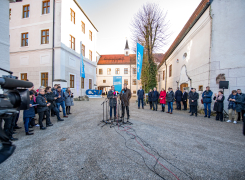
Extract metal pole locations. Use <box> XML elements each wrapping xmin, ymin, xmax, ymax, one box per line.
<box><xmin>52</xmin><ymin>0</ymin><xmax>56</xmax><ymax>84</ymax></box>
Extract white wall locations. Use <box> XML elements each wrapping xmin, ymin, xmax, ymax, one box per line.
<box><xmin>0</xmin><ymin>0</ymin><xmax>10</xmax><ymax>77</ymax></box>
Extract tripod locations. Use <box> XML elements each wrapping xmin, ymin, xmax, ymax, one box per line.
<box><xmin>222</xmin><ymin>88</ymin><xmax>229</xmax><ymax>121</ymax></box>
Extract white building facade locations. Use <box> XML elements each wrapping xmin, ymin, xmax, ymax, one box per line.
<box><xmin>157</xmin><ymin>0</ymin><xmax>245</xmax><ymax>110</ymax></box>
<box><xmin>9</xmin><ymin>0</ymin><xmax>98</xmax><ymax>97</ymax></box>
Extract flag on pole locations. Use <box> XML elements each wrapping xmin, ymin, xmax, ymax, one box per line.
<box><xmin>80</xmin><ymin>42</ymin><xmax>85</xmax><ymax>78</ymax></box>
<box><xmin>136</xmin><ymin>43</ymin><xmax>144</xmax><ymax>80</ymax></box>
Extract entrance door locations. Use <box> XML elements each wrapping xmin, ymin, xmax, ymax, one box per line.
<box><xmin>89</xmin><ymin>79</ymin><xmax>92</xmax><ymax>89</ymax></box>
<box><xmin>180</xmin><ymin>83</ymin><xmax>188</xmax><ymax>92</ymax></box>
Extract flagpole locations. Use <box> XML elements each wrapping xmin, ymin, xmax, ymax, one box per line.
<box><xmin>136</xmin><ymin>43</ymin><xmax>138</xmax><ymax>94</ymax></box>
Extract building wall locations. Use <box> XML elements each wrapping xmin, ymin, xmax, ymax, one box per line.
<box><xmin>0</xmin><ymin>0</ymin><xmax>10</xmax><ymax>77</ymax></box>
<box><xmin>97</xmin><ymin>64</ymin><xmax>137</xmax><ymax>94</ymax></box>
<box><xmin>158</xmin><ymin>7</ymin><xmax>211</xmax><ymax>102</ymax></box>
<box><xmin>210</xmin><ymin>0</ymin><xmax>245</xmax><ymax>108</ymax></box>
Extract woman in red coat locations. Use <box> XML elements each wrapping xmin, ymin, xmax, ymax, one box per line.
<box><xmin>159</xmin><ymin>88</ymin><xmax>166</xmax><ymax>112</ymax></box>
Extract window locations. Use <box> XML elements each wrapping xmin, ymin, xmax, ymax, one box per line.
<box><xmin>163</xmin><ymin>71</ymin><xmax>165</xmax><ymax>80</ymax></box>
<box><xmin>9</xmin><ymin>9</ymin><xmax>11</xmax><ymax>20</ymax></box>
<box><xmin>89</xmin><ymin>30</ymin><xmax>92</xmax><ymax>41</ymax></box>
<box><xmin>70</xmin><ymin>8</ymin><xmax>75</xmax><ymax>24</ymax></box>
<box><xmin>124</xmin><ymin>79</ymin><xmax>128</xmax><ymax>85</ymax></box>
<box><xmin>23</xmin><ymin>5</ymin><xmax>30</xmax><ymax>18</ymax></box>
<box><xmin>89</xmin><ymin>79</ymin><xmax>92</xmax><ymax>89</ymax></box>
<box><xmin>183</xmin><ymin>53</ymin><xmax>187</xmax><ymax>60</ymax></box>
<box><xmin>99</xmin><ymin>69</ymin><xmax>103</xmax><ymax>75</ymax></box>
<box><xmin>103</xmin><ymin>80</ymin><xmax>106</xmax><ymax>83</ymax></box>
<box><xmin>81</xmin><ymin>77</ymin><xmax>84</xmax><ymax>89</ymax></box>
<box><xmin>89</xmin><ymin>50</ymin><xmax>92</xmax><ymax>61</ymax></box>
<box><xmin>42</xmin><ymin>0</ymin><xmax>50</xmax><ymax>14</ymax></box>
<box><xmin>198</xmin><ymin>85</ymin><xmax>203</xmax><ymax>91</ymax></box>
<box><xmin>133</xmin><ymin>79</ymin><xmax>136</xmax><ymax>85</ymax></box>
<box><xmin>81</xmin><ymin>21</ymin><xmax>85</xmax><ymax>34</ymax></box>
<box><xmin>20</xmin><ymin>73</ymin><xmax>27</xmax><ymax>81</ymax></box>
<box><xmin>41</xmin><ymin>29</ymin><xmax>49</xmax><ymax>44</ymax></box>
<box><xmin>124</xmin><ymin>68</ymin><xmax>128</xmax><ymax>74</ymax></box>
<box><xmin>107</xmin><ymin>68</ymin><xmax>111</xmax><ymax>75</ymax></box>
<box><xmin>70</xmin><ymin>74</ymin><xmax>74</xmax><ymax>88</ymax></box>
<box><xmin>82</xmin><ymin>44</ymin><xmax>85</xmax><ymax>56</ymax></box>
<box><xmin>133</xmin><ymin>91</ymin><xmax>136</xmax><ymax>94</ymax></box>
<box><xmin>70</xmin><ymin>35</ymin><xmax>75</xmax><ymax>50</ymax></box>
<box><xmin>133</xmin><ymin>68</ymin><xmax>136</xmax><ymax>74</ymax></box>
<box><xmin>169</xmin><ymin>64</ymin><xmax>172</xmax><ymax>77</ymax></box>
<box><xmin>41</xmin><ymin>72</ymin><xmax>48</xmax><ymax>87</ymax></box>
<box><xmin>115</xmin><ymin>68</ymin><xmax>120</xmax><ymax>74</ymax></box>
<box><xmin>21</xmin><ymin>32</ymin><xmax>28</xmax><ymax>47</ymax></box>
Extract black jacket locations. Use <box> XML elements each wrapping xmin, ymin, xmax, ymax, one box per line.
<box><xmin>152</xmin><ymin>91</ymin><xmax>159</xmax><ymax>102</ymax></box>
<box><xmin>148</xmin><ymin>91</ymin><xmax>153</xmax><ymax>102</ymax></box>
<box><xmin>182</xmin><ymin>92</ymin><xmax>188</xmax><ymax>101</ymax></box>
<box><xmin>213</xmin><ymin>96</ymin><xmax>225</xmax><ymax>112</ymax></box>
<box><xmin>137</xmin><ymin>89</ymin><xmax>145</xmax><ymax>99</ymax></box>
<box><xmin>189</xmin><ymin>92</ymin><xmax>199</xmax><ymax>106</ymax></box>
<box><xmin>107</xmin><ymin>90</ymin><xmax>117</xmax><ymax>107</ymax></box>
<box><xmin>175</xmin><ymin>90</ymin><xmax>183</xmax><ymax>102</ymax></box>
<box><xmin>46</xmin><ymin>92</ymin><xmax>57</xmax><ymax>108</ymax></box>
<box><xmin>36</xmin><ymin>94</ymin><xmax>49</xmax><ymax>113</ymax></box>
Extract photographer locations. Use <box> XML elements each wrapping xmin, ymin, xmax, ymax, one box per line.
<box><xmin>64</xmin><ymin>87</ymin><xmax>74</xmax><ymax>115</ymax></box>
<box><xmin>55</xmin><ymin>86</ymin><xmax>68</xmax><ymax>118</ymax></box>
<box><xmin>45</xmin><ymin>86</ymin><xmax>64</xmax><ymax>122</ymax></box>
<box><xmin>36</xmin><ymin>88</ymin><xmax>53</xmax><ymax>130</ymax></box>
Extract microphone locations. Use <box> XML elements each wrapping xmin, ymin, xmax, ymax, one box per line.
<box><xmin>0</xmin><ymin>77</ymin><xmax>33</xmax><ymax>89</ymax></box>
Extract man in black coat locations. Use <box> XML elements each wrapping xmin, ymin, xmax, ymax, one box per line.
<box><xmin>188</xmin><ymin>88</ymin><xmax>193</xmax><ymax>113</ymax></box>
<box><xmin>237</xmin><ymin>89</ymin><xmax>245</xmax><ymax>121</ymax></box>
<box><xmin>175</xmin><ymin>87</ymin><xmax>183</xmax><ymax>110</ymax></box>
<box><xmin>107</xmin><ymin>85</ymin><xmax>117</xmax><ymax>120</ymax></box>
<box><xmin>45</xmin><ymin>86</ymin><xmax>64</xmax><ymax>122</ymax></box>
<box><xmin>189</xmin><ymin>88</ymin><xmax>199</xmax><ymax>117</ymax></box>
<box><xmin>152</xmin><ymin>87</ymin><xmax>159</xmax><ymax>111</ymax></box>
<box><xmin>36</xmin><ymin>88</ymin><xmax>53</xmax><ymax>130</ymax></box>
<box><xmin>148</xmin><ymin>89</ymin><xmax>153</xmax><ymax>110</ymax></box>
<box><xmin>182</xmin><ymin>88</ymin><xmax>188</xmax><ymax>110</ymax></box>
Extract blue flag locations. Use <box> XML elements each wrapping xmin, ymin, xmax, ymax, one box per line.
<box><xmin>80</xmin><ymin>43</ymin><xmax>85</xmax><ymax>78</ymax></box>
<box><xmin>113</xmin><ymin>76</ymin><xmax>122</xmax><ymax>92</ymax></box>
<box><xmin>136</xmin><ymin>43</ymin><xmax>144</xmax><ymax>80</ymax></box>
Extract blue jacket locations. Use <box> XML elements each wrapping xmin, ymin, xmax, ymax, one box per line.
<box><xmin>175</xmin><ymin>90</ymin><xmax>183</xmax><ymax>102</ymax></box>
<box><xmin>202</xmin><ymin>90</ymin><xmax>213</xmax><ymax>103</ymax></box>
<box><xmin>152</xmin><ymin>91</ymin><xmax>159</xmax><ymax>102</ymax></box>
<box><xmin>137</xmin><ymin>89</ymin><xmax>145</xmax><ymax>99</ymax></box>
<box><xmin>55</xmin><ymin>90</ymin><xmax>65</xmax><ymax>103</ymax></box>
<box><xmin>23</xmin><ymin>100</ymin><xmax>35</xmax><ymax>118</ymax></box>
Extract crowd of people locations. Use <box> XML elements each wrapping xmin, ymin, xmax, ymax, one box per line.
<box><xmin>2</xmin><ymin>84</ymin><xmax>74</xmax><ymax>141</ymax></box>
<box><xmin>138</xmin><ymin>86</ymin><xmax>245</xmax><ymax>123</ymax></box>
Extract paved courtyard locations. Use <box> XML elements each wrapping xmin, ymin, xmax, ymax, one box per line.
<box><xmin>0</xmin><ymin>98</ymin><xmax>245</xmax><ymax>180</ymax></box>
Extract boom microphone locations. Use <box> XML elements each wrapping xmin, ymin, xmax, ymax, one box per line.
<box><xmin>0</xmin><ymin>77</ymin><xmax>33</xmax><ymax>89</ymax></box>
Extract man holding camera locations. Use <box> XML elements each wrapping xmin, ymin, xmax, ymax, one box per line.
<box><xmin>55</xmin><ymin>86</ymin><xmax>68</xmax><ymax>118</ymax></box>
<box><xmin>45</xmin><ymin>86</ymin><xmax>64</xmax><ymax>122</ymax></box>
<box><xmin>36</xmin><ymin>88</ymin><xmax>53</xmax><ymax>130</ymax></box>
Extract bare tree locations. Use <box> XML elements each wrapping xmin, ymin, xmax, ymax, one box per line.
<box><xmin>131</xmin><ymin>3</ymin><xmax>170</xmax><ymax>91</ymax></box>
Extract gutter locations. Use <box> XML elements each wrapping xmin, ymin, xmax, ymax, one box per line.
<box><xmin>52</xmin><ymin>0</ymin><xmax>55</xmax><ymax>83</ymax></box>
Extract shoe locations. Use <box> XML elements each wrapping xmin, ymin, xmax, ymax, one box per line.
<box><xmin>220</xmin><ymin>119</ymin><xmax>223</xmax><ymax>122</ymax></box>
<box><xmin>208</xmin><ymin>116</ymin><xmax>210</xmax><ymax>118</ymax></box>
<box><xmin>69</xmin><ymin>113</ymin><xmax>72</xmax><ymax>114</ymax></box>
<box><xmin>12</xmin><ymin>132</ymin><xmax>16</xmax><ymax>134</ymax></box>
<box><xmin>166</xmin><ymin>112</ymin><xmax>169</xmax><ymax>113</ymax></box>
<box><xmin>46</xmin><ymin>124</ymin><xmax>53</xmax><ymax>127</ymax></box>
<box><xmin>26</xmin><ymin>132</ymin><xmax>34</xmax><ymax>135</ymax></box>
<box><xmin>14</xmin><ymin>126</ymin><xmax>22</xmax><ymax>129</ymax></box>
<box><xmin>10</xmin><ymin>137</ymin><xmax>18</xmax><ymax>141</ymax></box>
<box><xmin>226</xmin><ymin>120</ymin><xmax>232</xmax><ymax>123</ymax></box>
<box><xmin>204</xmin><ymin>115</ymin><xmax>207</xmax><ymax>117</ymax></box>
<box><xmin>138</xmin><ymin>107</ymin><xmax>140</xmax><ymax>109</ymax></box>
<box><xmin>63</xmin><ymin>116</ymin><xmax>68</xmax><ymax>118</ymax></box>
<box><xmin>190</xmin><ymin>114</ymin><xmax>194</xmax><ymax>116</ymax></box>
<box><xmin>51</xmin><ymin>115</ymin><xmax>55</xmax><ymax>117</ymax></box>
<box><xmin>40</xmin><ymin>127</ymin><xmax>46</xmax><ymax>130</ymax></box>
<box><xmin>195</xmin><ymin>114</ymin><xmax>197</xmax><ymax>117</ymax></box>
<box><xmin>58</xmin><ymin>119</ymin><xmax>64</xmax><ymax>121</ymax></box>
<box><xmin>29</xmin><ymin>125</ymin><xmax>33</xmax><ymax>128</ymax></box>
<box><xmin>170</xmin><ymin>112</ymin><xmax>172</xmax><ymax>114</ymax></box>
<box><xmin>233</xmin><ymin>121</ymin><xmax>237</xmax><ymax>124</ymax></box>
<box><xmin>29</xmin><ymin>130</ymin><xmax>34</xmax><ymax>132</ymax></box>
<box><xmin>142</xmin><ymin>107</ymin><xmax>144</xmax><ymax>109</ymax></box>
<box><xmin>35</xmin><ymin>124</ymin><xmax>40</xmax><ymax>127</ymax></box>
<box><xmin>59</xmin><ymin>110</ymin><xmax>62</xmax><ymax>112</ymax></box>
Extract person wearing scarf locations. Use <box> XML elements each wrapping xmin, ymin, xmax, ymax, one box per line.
<box><xmin>107</xmin><ymin>85</ymin><xmax>117</xmax><ymax>121</ymax></box>
<box><xmin>213</xmin><ymin>90</ymin><xmax>225</xmax><ymax>121</ymax></box>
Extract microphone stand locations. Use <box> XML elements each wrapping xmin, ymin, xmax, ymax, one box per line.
<box><xmin>98</xmin><ymin>98</ymin><xmax>110</xmax><ymax>127</ymax></box>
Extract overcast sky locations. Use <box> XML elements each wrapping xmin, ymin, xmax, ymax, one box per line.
<box><xmin>77</xmin><ymin>0</ymin><xmax>202</xmax><ymax>55</ymax></box>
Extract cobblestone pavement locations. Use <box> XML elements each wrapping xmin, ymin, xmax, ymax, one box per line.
<box><xmin>0</xmin><ymin>97</ymin><xmax>245</xmax><ymax>180</ymax></box>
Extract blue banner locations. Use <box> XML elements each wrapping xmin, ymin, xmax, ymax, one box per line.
<box><xmin>80</xmin><ymin>42</ymin><xmax>85</xmax><ymax>78</ymax></box>
<box><xmin>136</xmin><ymin>43</ymin><xmax>144</xmax><ymax>80</ymax></box>
<box><xmin>113</xmin><ymin>76</ymin><xmax>122</xmax><ymax>92</ymax></box>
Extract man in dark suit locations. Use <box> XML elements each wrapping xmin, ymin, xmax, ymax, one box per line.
<box><xmin>189</xmin><ymin>88</ymin><xmax>199</xmax><ymax>117</ymax></box>
<box><xmin>175</xmin><ymin>87</ymin><xmax>183</xmax><ymax>110</ymax></box>
<box><xmin>182</xmin><ymin>88</ymin><xmax>188</xmax><ymax>110</ymax></box>
<box><xmin>152</xmin><ymin>87</ymin><xmax>159</xmax><ymax>111</ymax></box>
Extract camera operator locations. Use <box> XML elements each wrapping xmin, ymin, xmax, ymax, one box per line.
<box><xmin>36</xmin><ymin>88</ymin><xmax>53</xmax><ymax>130</ymax></box>
<box><xmin>45</xmin><ymin>86</ymin><xmax>64</xmax><ymax>122</ymax></box>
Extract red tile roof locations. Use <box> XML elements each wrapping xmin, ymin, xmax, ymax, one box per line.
<box><xmin>158</xmin><ymin>0</ymin><xmax>212</xmax><ymax>68</ymax></box>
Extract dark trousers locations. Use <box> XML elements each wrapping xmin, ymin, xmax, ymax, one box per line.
<box><xmin>183</xmin><ymin>101</ymin><xmax>187</xmax><ymax>110</ymax></box>
<box><xmin>176</xmin><ymin>101</ymin><xmax>181</xmax><ymax>110</ymax></box>
<box><xmin>29</xmin><ymin>117</ymin><xmax>36</xmax><ymax>126</ymax></box>
<box><xmin>122</xmin><ymin>106</ymin><xmax>129</xmax><ymax>119</ymax></box>
<box><xmin>238</xmin><ymin>110</ymin><xmax>245</xmax><ymax>121</ymax></box>
<box><xmin>51</xmin><ymin>109</ymin><xmax>55</xmax><ymax>116</ymax></box>
<box><xmin>3</xmin><ymin>116</ymin><xmax>15</xmax><ymax>138</ymax></box>
<box><xmin>149</xmin><ymin>101</ymin><xmax>152</xmax><ymax>110</ymax></box>
<box><xmin>14</xmin><ymin>112</ymin><xmax>20</xmax><ymax>128</ymax></box>
<box><xmin>110</xmin><ymin>106</ymin><xmax>116</xmax><ymax>118</ymax></box>
<box><xmin>216</xmin><ymin>112</ymin><xmax>223</xmax><ymax>121</ymax></box>
<box><xmin>23</xmin><ymin>117</ymin><xmax>31</xmax><ymax>132</ymax></box>
<box><xmin>0</xmin><ymin>119</ymin><xmax>10</xmax><ymax>143</ymax></box>
<box><xmin>66</xmin><ymin>106</ymin><xmax>71</xmax><ymax>114</ymax></box>
<box><xmin>191</xmin><ymin>105</ymin><xmax>197</xmax><ymax>115</ymax></box>
<box><xmin>189</xmin><ymin>103</ymin><xmax>192</xmax><ymax>112</ymax></box>
<box><xmin>153</xmin><ymin>101</ymin><xmax>158</xmax><ymax>111</ymax></box>
<box><xmin>49</xmin><ymin>106</ymin><xmax>61</xmax><ymax>120</ymax></box>
<box><xmin>138</xmin><ymin>98</ymin><xmax>144</xmax><ymax>108</ymax></box>
<box><xmin>38</xmin><ymin>110</ymin><xmax>51</xmax><ymax>127</ymax></box>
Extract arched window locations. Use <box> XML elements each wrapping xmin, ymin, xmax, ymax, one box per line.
<box><xmin>183</xmin><ymin>53</ymin><xmax>187</xmax><ymax>60</ymax></box>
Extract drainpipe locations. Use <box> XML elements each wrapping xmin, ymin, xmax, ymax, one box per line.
<box><xmin>165</xmin><ymin>60</ymin><xmax>167</xmax><ymax>90</ymax></box>
<box><xmin>52</xmin><ymin>0</ymin><xmax>55</xmax><ymax>84</ymax></box>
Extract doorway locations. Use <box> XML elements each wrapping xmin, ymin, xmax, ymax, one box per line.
<box><xmin>180</xmin><ymin>83</ymin><xmax>188</xmax><ymax>92</ymax></box>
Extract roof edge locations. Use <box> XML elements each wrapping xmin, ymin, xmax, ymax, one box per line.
<box><xmin>73</xmin><ymin>0</ymin><xmax>99</xmax><ymax>32</ymax></box>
